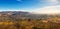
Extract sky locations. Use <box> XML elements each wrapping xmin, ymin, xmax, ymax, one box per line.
<box><xmin>0</xmin><ymin>0</ymin><xmax>60</xmax><ymax>14</ymax></box>
<box><xmin>0</xmin><ymin>0</ymin><xmax>40</xmax><ymax>11</ymax></box>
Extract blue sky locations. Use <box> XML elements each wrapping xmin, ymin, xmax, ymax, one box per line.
<box><xmin>0</xmin><ymin>0</ymin><xmax>60</xmax><ymax>13</ymax></box>
<box><xmin>0</xmin><ymin>0</ymin><xmax>56</xmax><ymax>10</ymax></box>
<box><xmin>0</xmin><ymin>0</ymin><xmax>40</xmax><ymax>11</ymax></box>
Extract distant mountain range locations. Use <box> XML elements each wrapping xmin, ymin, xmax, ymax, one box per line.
<box><xmin>0</xmin><ymin>11</ymin><xmax>47</xmax><ymax>19</ymax></box>
<box><xmin>0</xmin><ymin>11</ymin><xmax>60</xmax><ymax>22</ymax></box>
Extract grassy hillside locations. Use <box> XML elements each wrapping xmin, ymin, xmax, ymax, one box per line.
<box><xmin>0</xmin><ymin>11</ymin><xmax>60</xmax><ymax>29</ymax></box>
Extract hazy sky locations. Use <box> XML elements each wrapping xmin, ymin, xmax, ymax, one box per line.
<box><xmin>19</xmin><ymin>0</ymin><xmax>60</xmax><ymax>14</ymax></box>
<box><xmin>0</xmin><ymin>0</ymin><xmax>60</xmax><ymax>14</ymax></box>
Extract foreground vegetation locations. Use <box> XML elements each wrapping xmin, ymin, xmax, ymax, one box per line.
<box><xmin>0</xmin><ymin>17</ymin><xmax>60</xmax><ymax>29</ymax></box>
